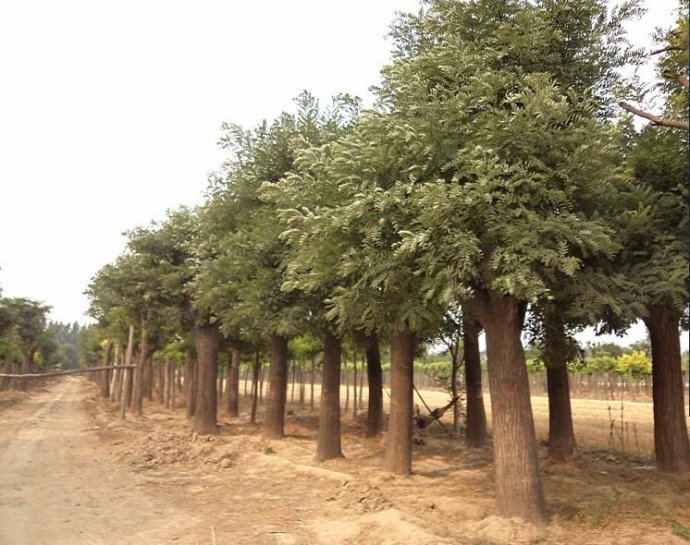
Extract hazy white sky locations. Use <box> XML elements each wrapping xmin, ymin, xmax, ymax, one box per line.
<box><xmin>0</xmin><ymin>0</ymin><xmax>684</xmax><ymax>349</ymax></box>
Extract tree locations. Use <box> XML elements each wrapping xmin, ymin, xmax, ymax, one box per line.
<box><xmin>617</xmin><ymin>124</ymin><xmax>690</xmax><ymax>472</ymax></box>
<box><xmin>2</xmin><ymin>298</ymin><xmax>51</xmax><ymax>387</ymax></box>
<box><xmin>369</xmin><ymin>0</ymin><xmax>640</xmax><ymax>522</ymax></box>
<box><xmin>620</xmin><ymin>0</ymin><xmax>689</xmax><ymax>129</ymax></box>
<box><xmin>202</xmin><ymin>92</ymin><xmax>361</xmax><ymax>443</ymax></box>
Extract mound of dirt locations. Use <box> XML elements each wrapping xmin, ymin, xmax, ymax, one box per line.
<box><xmin>309</xmin><ymin>508</ymin><xmax>450</xmax><ymax>545</ymax></box>
<box><xmin>457</xmin><ymin>516</ymin><xmax>547</xmax><ymax>544</ymax></box>
<box><xmin>120</xmin><ymin>430</ymin><xmax>236</xmax><ymax>471</ymax></box>
<box><xmin>332</xmin><ymin>480</ymin><xmax>393</xmax><ymax>514</ymax></box>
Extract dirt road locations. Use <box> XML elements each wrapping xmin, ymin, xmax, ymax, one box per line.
<box><xmin>0</xmin><ymin>377</ymin><xmax>202</xmax><ymax>545</ymax></box>
<box><xmin>0</xmin><ymin>378</ymin><xmax>444</xmax><ymax>545</ymax></box>
<box><xmin>1</xmin><ymin>377</ymin><xmax>688</xmax><ymax>545</ymax></box>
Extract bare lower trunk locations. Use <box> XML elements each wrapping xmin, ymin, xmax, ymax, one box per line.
<box><xmin>310</xmin><ymin>354</ymin><xmax>316</xmax><ymax>412</ymax></box>
<box><xmin>144</xmin><ymin>356</ymin><xmax>153</xmax><ymax>401</ymax></box>
<box><xmin>99</xmin><ymin>340</ymin><xmax>113</xmax><ymax>399</ymax></box>
<box><xmin>157</xmin><ymin>360</ymin><xmax>165</xmax><ymax>405</ymax></box>
<box><xmin>315</xmin><ymin>332</ymin><xmax>344</xmax><ymax>461</ymax></box>
<box><xmin>191</xmin><ymin>322</ymin><xmax>221</xmax><ymax>435</ymax></box>
<box><xmin>250</xmin><ymin>351</ymin><xmax>261</xmax><ymax>424</ymax></box>
<box><xmin>227</xmin><ymin>349</ymin><xmax>240</xmax><ymax>417</ymax></box>
<box><xmin>132</xmin><ymin>325</ymin><xmax>148</xmax><ymax>417</ymax></box>
<box><xmin>471</xmin><ymin>291</ymin><xmax>547</xmax><ymax>524</ymax></box>
<box><xmin>352</xmin><ymin>351</ymin><xmax>358</xmax><ymax>417</ymax></box>
<box><xmin>644</xmin><ymin>305</ymin><xmax>690</xmax><ymax>473</ymax></box>
<box><xmin>120</xmin><ymin>325</ymin><xmax>135</xmax><ymax>419</ymax></box>
<box><xmin>18</xmin><ymin>350</ymin><xmax>32</xmax><ymax>391</ymax></box>
<box><xmin>164</xmin><ymin>360</ymin><xmax>172</xmax><ymax>408</ymax></box>
<box><xmin>110</xmin><ymin>344</ymin><xmax>122</xmax><ymax>403</ymax></box>
<box><xmin>544</xmin><ymin>312</ymin><xmax>577</xmax><ymax>461</ymax></box>
<box><xmin>383</xmin><ymin>329</ymin><xmax>415</xmax><ymax>475</ymax></box>
<box><xmin>463</xmin><ymin>315</ymin><xmax>487</xmax><ymax>448</ymax></box>
<box><xmin>264</xmin><ymin>335</ymin><xmax>289</xmax><ymax>438</ymax></box>
<box><xmin>185</xmin><ymin>354</ymin><xmax>197</xmax><ymax>419</ymax></box>
<box><xmin>365</xmin><ymin>334</ymin><xmax>384</xmax><ymax>437</ymax></box>
<box><xmin>1</xmin><ymin>356</ymin><xmax>12</xmax><ymax>391</ymax></box>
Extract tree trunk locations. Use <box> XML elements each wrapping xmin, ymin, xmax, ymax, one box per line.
<box><xmin>120</xmin><ymin>325</ymin><xmax>135</xmax><ymax>419</ymax></box>
<box><xmin>383</xmin><ymin>328</ymin><xmax>415</xmax><ymax>475</ymax></box>
<box><xmin>144</xmin><ymin>356</ymin><xmax>153</xmax><ymax>401</ymax></box>
<box><xmin>543</xmin><ymin>312</ymin><xmax>577</xmax><ymax>461</ymax></box>
<box><xmin>217</xmin><ymin>364</ymin><xmax>225</xmax><ymax>404</ymax></box>
<box><xmin>264</xmin><ymin>335</ymin><xmax>289</xmax><ymax>438</ymax></box>
<box><xmin>191</xmin><ymin>322</ymin><xmax>221</xmax><ymax>435</ymax></box>
<box><xmin>99</xmin><ymin>340</ymin><xmax>113</xmax><ymax>399</ymax></box>
<box><xmin>17</xmin><ymin>349</ymin><xmax>32</xmax><ymax>391</ymax></box>
<box><xmin>110</xmin><ymin>344</ymin><xmax>122</xmax><ymax>403</ymax></box>
<box><xmin>644</xmin><ymin>304</ymin><xmax>690</xmax><ymax>473</ymax></box>
<box><xmin>132</xmin><ymin>325</ymin><xmax>148</xmax><ymax>417</ymax></box>
<box><xmin>185</xmin><ymin>354</ymin><xmax>197</xmax><ymax>419</ymax></box>
<box><xmin>227</xmin><ymin>349</ymin><xmax>240</xmax><ymax>417</ymax></box>
<box><xmin>169</xmin><ymin>361</ymin><xmax>175</xmax><ymax>410</ymax></box>
<box><xmin>352</xmin><ymin>351</ymin><xmax>358</xmax><ymax>417</ymax></box>
<box><xmin>464</xmin><ymin>314</ymin><xmax>488</xmax><ymax>447</ymax></box>
<box><xmin>310</xmin><ymin>354</ymin><xmax>316</xmax><ymax>412</ymax></box>
<box><xmin>290</xmin><ymin>359</ymin><xmax>296</xmax><ymax>404</ymax></box>
<box><xmin>157</xmin><ymin>360</ymin><xmax>165</xmax><ymax>405</ymax></box>
<box><xmin>299</xmin><ymin>359</ymin><xmax>306</xmax><ymax>406</ymax></box>
<box><xmin>471</xmin><ymin>291</ymin><xmax>547</xmax><ymax>524</ymax></box>
<box><xmin>315</xmin><ymin>332</ymin><xmax>344</xmax><ymax>461</ymax></box>
<box><xmin>1</xmin><ymin>355</ymin><xmax>12</xmax><ymax>391</ymax></box>
<box><xmin>163</xmin><ymin>360</ymin><xmax>171</xmax><ymax>408</ymax></box>
<box><xmin>250</xmin><ymin>351</ymin><xmax>261</xmax><ymax>424</ymax></box>
<box><xmin>449</xmin><ymin>341</ymin><xmax>461</xmax><ymax>437</ymax></box>
<box><xmin>365</xmin><ymin>334</ymin><xmax>384</xmax><ymax>437</ymax></box>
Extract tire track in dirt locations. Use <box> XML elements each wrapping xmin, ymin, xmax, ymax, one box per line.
<box><xmin>0</xmin><ymin>377</ymin><xmax>201</xmax><ymax>545</ymax></box>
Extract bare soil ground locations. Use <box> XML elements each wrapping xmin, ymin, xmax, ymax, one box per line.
<box><xmin>1</xmin><ymin>377</ymin><xmax>689</xmax><ymax>545</ymax></box>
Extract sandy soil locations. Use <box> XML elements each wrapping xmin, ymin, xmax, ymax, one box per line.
<box><xmin>1</xmin><ymin>377</ymin><xmax>689</xmax><ymax>545</ymax></box>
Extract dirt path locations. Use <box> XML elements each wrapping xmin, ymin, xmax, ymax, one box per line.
<box><xmin>0</xmin><ymin>378</ymin><xmax>444</xmax><ymax>545</ymax></box>
<box><xmin>1</xmin><ymin>377</ymin><xmax>689</xmax><ymax>545</ymax></box>
<box><xmin>0</xmin><ymin>377</ymin><xmax>202</xmax><ymax>545</ymax></box>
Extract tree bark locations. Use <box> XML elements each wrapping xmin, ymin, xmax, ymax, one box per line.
<box><xmin>120</xmin><ymin>325</ymin><xmax>135</xmax><ymax>419</ymax></box>
<box><xmin>264</xmin><ymin>335</ymin><xmax>289</xmax><ymax>438</ymax></box>
<box><xmin>17</xmin><ymin>349</ymin><xmax>33</xmax><ymax>391</ymax></box>
<box><xmin>365</xmin><ymin>334</ymin><xmax>384</xmax><ymax>437</ymax></box>
<box><xmin>619</xmin><ymin>101</ymin><xmax>690</xmax><ymax>130</ymax></box>
<box><xmin>250</xmin><ymin>351</ymin><xmax>261</xmax><ymax>424</ymax></box>
<box><xmin>383</xmin><ymin>328</ymin><xmax>415</xmax><ymax>475</ymax></box>
<box><xmin>315</xmin><ymin>332</ymin><xmax>344</xmax><ymax>461</ymax></box>
<box><xmin>543</xmin><ymin>312</ymin><xmax>577</xmax><ymax>461</ymax></box>
<box><xmin>352</xmin><ymin>351</ymin><xmax>358</xmax><ymax>417</ymax></box>
<box><xmin>185</xmin><ymin>354</ymin><xmax>197</xmax><ymax>419</ymax></box>
<box><xmin>1</xmin><ymin>355</ymin><xmax>12</xmax><ymax>391</ymax></box>
<box><xmin>310</xmin><ymin>354</ymin><xmax>316</xmax><ymax>412</ymax></box>
<box><xmin>132</xmin><ymin>325</ymin><xmax>148</xmax><ymax>417</ymax></box>
<box><xmin>191</xmin><ymin>322</ymin><xmax>221</xmax><ymax>435</ymax></box>
<box><xmin>99</xmin><ymin>340</ymin><xmax>113</xmax><ymax>399</ymax></box>
<box><xmin>644</xmin><ymin>304</ymin><xmax>690</xmax><ymax>473</ymax></box>
<box><xmin>471</xmin><ymin>290</ymin><xmax>547</xmax><ymax>524</ymax></box>
<box><xmin>227</xmin><ymin>349</ymin><xmax>240</xmax><ymax>417</ymax></box>
<box><xmin>110</xmin><ymin>344</ymin><xmax>122</xmax><ymax>403</ymax></box>
<box><xmin>144</xmin><ymin>356</ymin><xmax>153</xmax><ymax>401</ymax></box>
<box><xmin>463</xmin><ymin>315</ymin><xmax>487</xmax><ymax>448</ymax></box>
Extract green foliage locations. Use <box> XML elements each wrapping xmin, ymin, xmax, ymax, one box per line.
<box><xmin>616</xmin><ymin>350</ymin><xmax>652</xmax><ymax>378</ymax></box>
<box><xmin>44</xmin><ymin>322</ymin><xmax>82</xmax><ymax>369</ymax></box>
<box><xmin>197</xmin><ymin>91</ymin><xmax>362</xmax><ymax>340</ymax></box>
<box><xmin>1</xmin><ymin>298</ymin><xmax>51</xmax><ymax>361</ymax></box>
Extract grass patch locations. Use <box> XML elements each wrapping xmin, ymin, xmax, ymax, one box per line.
<box><xmin>671</xmin><ymin>522</ymin><xmax>690</xmax><ymax>541</ymax></box>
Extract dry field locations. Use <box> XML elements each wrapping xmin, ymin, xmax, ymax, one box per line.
<box><xmin>1</xmin><ymin>377</ymin><xmax>689</xmax><ymax>545</ymax></box>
